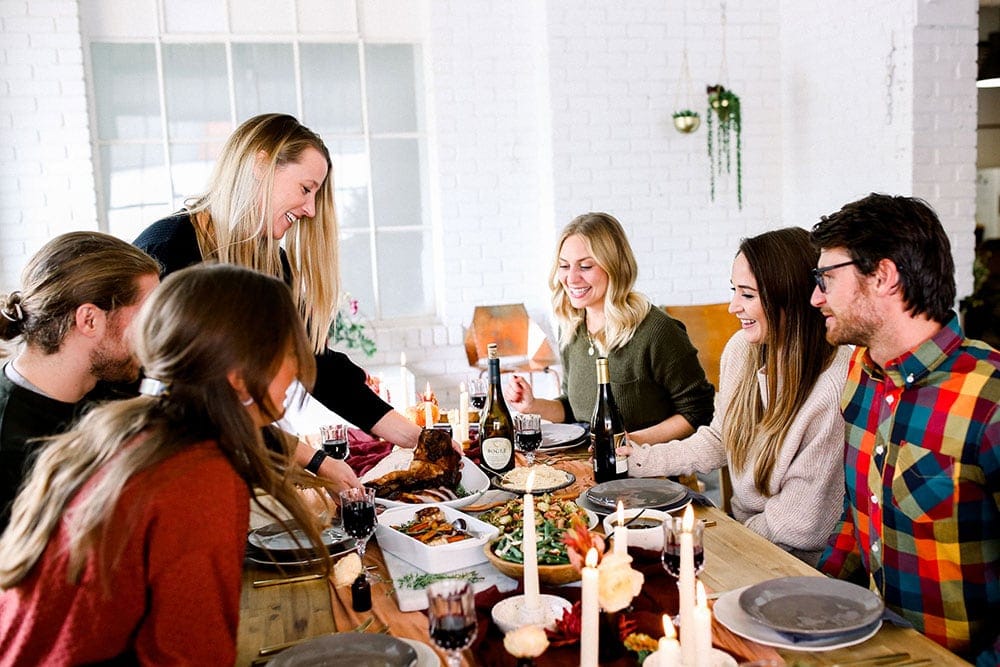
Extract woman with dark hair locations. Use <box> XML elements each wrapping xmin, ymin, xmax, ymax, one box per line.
<box><xmin>0</xmin><ymin>264</ymin><xmax>330</xmax><ymax>663</ymax></box>
<box><xmin>505</xmin><ymin>212</ymin><xmax>714</xmax><ymax>445</ymax></box>
<box><xmin>624</xmin><ymin>227</ymin><xmax>850</xmax><ymax>565</ymax></box>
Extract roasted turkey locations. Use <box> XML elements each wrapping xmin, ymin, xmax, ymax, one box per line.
<box><xmin>364</xmin><ymin>429</ymin><xmax>461</xmax><ymax>500</ymax></box>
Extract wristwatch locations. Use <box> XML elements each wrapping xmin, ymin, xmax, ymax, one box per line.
<box><xmin>305</xmin><ymin>448</ymin><xmax>328</xmax><ymax>475</ymax></box>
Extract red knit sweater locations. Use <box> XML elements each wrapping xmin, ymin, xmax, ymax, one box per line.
<box><xmin>0</xmin><ymin>440</ymin><xmax>250</xmax><ymax>666</ymax></box>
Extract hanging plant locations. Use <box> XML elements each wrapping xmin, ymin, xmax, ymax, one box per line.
<box><xmin>706</xmin><ymin>84</ymin><xmax>742</xmax><ymax>209</ymax></box>
<box><xmin>672</xmin><ymin>109</ymin><xmax>700</xmax><ymax>134</ymax></box>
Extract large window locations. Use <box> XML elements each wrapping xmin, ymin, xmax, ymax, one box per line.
<box><xmin>88</xmin><ymin>38</ymin><xmax>433</xmax><ymax>319</ymax></box>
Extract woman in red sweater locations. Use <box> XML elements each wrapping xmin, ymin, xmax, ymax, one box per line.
<box><xmin>0</xmin><ymin>264</ymin><xmax>330</xmax><ymax>665</ymax></box>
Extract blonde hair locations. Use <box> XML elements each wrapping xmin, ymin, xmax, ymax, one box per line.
<box><xmin>0</xmin><ymin>232</ymin><xmax>159</xmax><ymax>354</ymax></box>
<box><xmin>722</xmin><ymin>228</ymin><xmax>837</xmax><ymax>496</ymax></box>
<box><xmin>187</xmin><ymin>113</ymin><xmax>339</xmax><ymax>353</ymax></box>
<box><xmin>0</xmin><ymin>264</ymin><xmax>326</xmax><ymax>588</ymax></box>
<box><xmin>550</xmin><ymin>212</ymin><xmax>651</xmax><ymax>352</ymax></box>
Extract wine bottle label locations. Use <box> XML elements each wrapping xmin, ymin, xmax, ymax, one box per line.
<box><xmin>481</xmin><ymin>436</ymin><xmax>512</xmax><ymax>469</ymax></box>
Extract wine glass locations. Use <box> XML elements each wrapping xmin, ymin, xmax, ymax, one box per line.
<box><xmin>427</xmin><ymin>579</ymin><xmax>478</xmax><ymax>667</ymax></box>
<box><xmin>467</xmin><ymin>378</ymin><xmax>488</xmax><ymax>416</ymax></box>
<box><xmin>339</xmin><ymin>487</ymin><xmax>377</xmax><ymax>565</ymax></box>
<box><xmin>319</xmin><ymin>423</ymin><xmax>349</xmax><ymax>460</ymax></box>
<box><xmin>514</xmin><ymin>413</ymin><xmax>542</xmax><ymax>466</ymax></box>
<box><xmin>661</xmin><ymin>515</ymin><xmax>705</xmax><ymax>578</ymax></box>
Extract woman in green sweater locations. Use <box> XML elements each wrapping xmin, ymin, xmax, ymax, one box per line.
<box><xmin>505</xmin><ymin>212</ymin><xmax>714</xmax><ymax>444</ymax></box>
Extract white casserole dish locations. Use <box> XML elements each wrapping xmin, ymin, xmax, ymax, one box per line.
<box><xmin>375</xmin><ymin>504</ymin><xmax>499</xmax><ymax>574</ymax></box>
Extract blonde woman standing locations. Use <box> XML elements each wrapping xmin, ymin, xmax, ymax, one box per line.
<box><xmin>0</xmin><ymin>264</ymin><xmax>331</xmax><ymax>664</ymax></box>
<box><xmin>134</xmin><ymin>114</ymin><xmax>427</xmax><ymax>472</ymax></box>
<box><xmin>506</xmin><ymin>212</ymin><xmax>714</xmax><ymax>444</ymax></box>
<box><xmin>624</xmin><ymin>228</ymin><xmax>850</xmax><ymax>565</ymax></box>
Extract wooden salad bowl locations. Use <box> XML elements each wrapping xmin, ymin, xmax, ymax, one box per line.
<box><xmin>483</xmin><ymin>539</ymin><xmax>581</xmax><ymax>586</ymax></box>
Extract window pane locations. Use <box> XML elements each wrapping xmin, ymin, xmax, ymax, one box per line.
<box><xmin>370</xmin><ymin>138</ymin><xmax>421</xmax><ymax>229</ymax></box>
<box><xmin>232</xmin><ymin>43</ymin><xmax>297</xmax><ymax>121</ymax></box>
<box><xmin>325</xmin><ymin>138</ymin><xmax>368</xmax><ymax>230</ymax></box>
<box><xmin>300</xmin><ymin>43</ymin><xmax>362</xmax><ymax>134</ymax></box>
<box><xmin>365</xmin><ymin>44</ymin><xmax>419</xmax><ymax>133</ymax></box>
<box><xmin>376</xmin><ymin>230</ymin><xmax>432</xmax><ymax>317</ymax></box>
<box><xmin>338</xmin><ymin>229</ymin><xmax>376</xmax><ymax>317</ymax></box>
<box><xmin>162</xmin><ymin>44</ymin><xmax>231</xmax><ymax>141</ymax></box>
<box><xmin>91</xmin><ymin>43</ymin><xmax>160</xmax><ymax>140</ymax></box>
<box><xmin>170</xmin><ymin>142</ymin><xmax>224</xmax><ymax>204</ymax></box>
<box><xmin>99</xmin><ymin>143</ymin><xmax>171</xmax><ymax>240</ymax></box>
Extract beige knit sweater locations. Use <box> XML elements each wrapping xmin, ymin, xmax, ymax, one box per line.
<box><xmin>628</xmin><ymin>332</ymin><xmax>851</xmax><ymax>566</ymax></box>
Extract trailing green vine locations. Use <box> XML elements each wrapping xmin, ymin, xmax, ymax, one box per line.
<box><xmin>706</xmin><ymin>84</ymin><xmax>742</xmax><ymax>209</ymax></box>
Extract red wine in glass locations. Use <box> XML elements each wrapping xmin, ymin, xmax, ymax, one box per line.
<box><xmin>430</xmin><ymin>615</ymin><xmax>477</xmax><ymax>651</ymax></box>
<box><xmin>661</xmin><ymin>543</ymin><xmax>704</xmax><ymax>578</ymax></box>
<box><xmin>342</xmin><ymin>500</ymin><xmax>376</xmax><ymax>540</ymax></box>
<box><xmin>470</xmin><ymin>392</ymin><xmax>487</xmax><ymax>410</ymax></box>
<box><xmin>323</xmin><ymin>436</ymin><xmax>349</xmax><ymax>460</ymax></box>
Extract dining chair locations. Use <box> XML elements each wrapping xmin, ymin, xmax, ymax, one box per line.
<box><xmin>462</xmin><ymin>303</ymin><xmax>560</xmax><ymax>388</ymax></box>
<box><xmin>662</xmin><ymin>303</ymin><xmax>741</xmax><ymax>514</ymax></box>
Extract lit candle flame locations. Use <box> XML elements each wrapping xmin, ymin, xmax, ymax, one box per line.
<box><xmin>585</xmin><ymin>547</ymin><xmax>599</xmax><ymax>569</ymax></box>
<box><xmin>682</xmin><ymin>504</ymin><xmax>694</xmax><ymax>532</ymax></box>
<box><xmin>663</xmin><ymin>614</ymin><xmax>675</xmax><ymax>639</ymax></box>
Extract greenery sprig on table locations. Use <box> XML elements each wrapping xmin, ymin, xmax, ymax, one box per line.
<box><xmin>394</xmin><ymin>570</ymin><xmax>485</xmax><ymax>590</ymax></box>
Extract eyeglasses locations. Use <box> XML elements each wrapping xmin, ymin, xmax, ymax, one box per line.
<box><xmin>811</xmin><ymin>260</ymin><xmax>857</xmax><ymax>293</ymax></box>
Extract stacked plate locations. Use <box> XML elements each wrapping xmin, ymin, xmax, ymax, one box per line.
<box><xmin>575</xmin><ymin>478</ymin><xmax>690</xmax><ymax>514</ymax></box>
<box><xmin>539</xmin><ymin>423</ymin><xmax>588</xmax><ymax>451</ymax></box>
<box><xmin>246</xmin><ymin>520</ymin><xmax>356</xmax><ymax>568</ymax></box>
<box><xmin>713</xmin><ymin>576</ymin><xmax>885</xmax><ymax>651</ymax></box>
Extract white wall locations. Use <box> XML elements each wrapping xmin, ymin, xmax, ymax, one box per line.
<box><xmin>0</xmin><ymin>0</ymin><xmax>982</xmax><ymax>408</ymax></box>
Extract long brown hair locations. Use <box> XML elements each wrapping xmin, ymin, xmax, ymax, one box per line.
<box><xmin>722</xmin><ymin>228</ymin><xmax>837</xmax><ymax>495</ymax></box>
<box><xmin>0</xmin><ymin>264</ymin><xmax>324</xmax><ymax>587</ymax></box>
<box><xmin>550</xmin><ymin>212</ymin><xmax>651</xmax><ymax>352</ymax></box>
<box><xmin>187</xmin><ymin>113</ymin><xmax>339</xmax><ymax>352</ymax></box>
<box><xmin>0</xmin><ymin>232</ymin><xmax>159</xmax><ymax>354</ymax></box>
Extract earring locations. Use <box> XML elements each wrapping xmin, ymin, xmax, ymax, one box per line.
<box><xmin>241</xmin><ymin>396</ymin><xmax>254</xmax><ymax>406</ymax></box>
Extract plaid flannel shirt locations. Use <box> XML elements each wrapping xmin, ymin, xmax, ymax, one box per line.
<box><xmin>818</xmin><ymin>314</ymin><xmax>1000</xmax><ymax>662</ymax></box>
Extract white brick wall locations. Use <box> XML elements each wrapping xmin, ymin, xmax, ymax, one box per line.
<box><xmin>0</xmin><ymin>0</ymin><xmax>983</xmax><ymax>409</ymax></box>
<box><xmin>0</xmin><ymin>0</ymin><xmax>96</xmax><ymax>288</ymax></box>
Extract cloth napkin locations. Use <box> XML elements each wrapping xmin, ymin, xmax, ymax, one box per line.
<box><xmin>344</xmin><ymin>428</ymin><xmax>394</xmax><ymax>477</ymax></box>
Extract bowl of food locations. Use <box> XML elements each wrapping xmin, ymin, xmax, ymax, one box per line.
<box><xmin>483</xmin><ymin>539</ymin><xmax>581</xmax><ymax>586</ymax></box>
<box><xmin>601</xmin><ymin>508</ymin><xmax>669</xmax><ymax>552</ymax></box>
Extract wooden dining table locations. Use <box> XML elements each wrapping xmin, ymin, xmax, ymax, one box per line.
<box><xmin>237</xmin><ymin>452</ymin><xmax>971</xmax><ymax>666</ymax></box>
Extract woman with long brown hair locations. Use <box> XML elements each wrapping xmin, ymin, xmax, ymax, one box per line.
<box><xmin>0</xmin><ymin>264</ymin><xmax>331</xmax><ymax>663</ymax></box>
<box><xmin>624</xmin><ymin>227</ymin><xmax>850</xmax><ymax>565</ymax></box>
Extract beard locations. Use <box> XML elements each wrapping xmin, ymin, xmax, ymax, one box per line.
<box><xmin>89</xmin><ymin>318</ymin><xmax>140</xmax><ymax>384</ymax></box>
<box><xmin>824</xmin><ymin>290</ymin><xmax>882</xmax><ymax>348</ymax></box>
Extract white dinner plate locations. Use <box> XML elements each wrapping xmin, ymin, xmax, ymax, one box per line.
<box><xmin>361</xmin><ymin>453</ymin><xmax>489</xmax><ymax>509</ymax></box>
<box><xmin>267</xmin><ymin>632</ymin><xmax>418</xmax><ymax>666</ymax></box>
<box><xmin>396</xmin><ymin>637</ymin><xmax>441</xmax><ymax>667</ymax></box>
<box><xmin>540</xmin><ymin>423</ymin><xmax>587</xmax><ymax>450</ymax></box>
<box><xmin>491</xmin><ymin>469</ymin><xmax>576</xmax><ymax>494</ymax></box>
<box><xmin>738</xmin><ymin>576</ymin><xmax>884</xmax><ymax>637</ymax></box>
<box><xmin>248</xmin><ymin>522</ymin><xmax>349</xmax><ymax>554</ymax></box>
<box><xmin>713</xmin><ymin>586</ymin><xmax>883</xmax><ymax>652</ymax></box>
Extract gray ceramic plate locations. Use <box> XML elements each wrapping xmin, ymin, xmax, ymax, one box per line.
<box><xmin>585</xmin><ymin>478</ymin><xmax>688</xmax><ymax>510</ymax></box>
<box><xmin>268</xmin><ymin>633</ymin><xmax>418</xmax><ymax>667</ymax></box>
<box><xmin>247</xmin><ymin>521</ymin><xmax>350</xmax><ymax>555</ymax></box>
<box><xmin>738</xmin><ymin>576</ymin><xmax>884</xmax><ymax>637</ymax></box>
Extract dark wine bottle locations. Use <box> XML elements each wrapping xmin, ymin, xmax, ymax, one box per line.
<box><xmin>478</xmin><ymin>343</ymin><xmax>515</xmax><ymax>475</ymax></box>
<box><xmin>591</xmin><ymin>356</ymin><xmax>628</xmax><ymax>482</ymax></box>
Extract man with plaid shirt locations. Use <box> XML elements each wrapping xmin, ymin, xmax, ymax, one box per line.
<box><xmin>810</xmin><ymin>193</ymin><xmax>1000</xmax><ymax>665</ymax></box>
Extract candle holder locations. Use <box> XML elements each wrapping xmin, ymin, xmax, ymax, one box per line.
<box><xmin>490</xmin><ymin>593</ymin><xmax>571</xmax><ymax>634</ymax></box>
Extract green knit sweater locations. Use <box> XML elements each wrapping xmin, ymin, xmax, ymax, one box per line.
<box><xmin>558</xmin><ymin>307</ymin><xmax>715</xmax><ymax>431</ymax></box>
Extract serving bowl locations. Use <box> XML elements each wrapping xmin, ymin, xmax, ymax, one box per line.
<box><xmin>483</xmin><ymin>540</ymin><xmax>581</xmax><ymax>586</ymax></box>
<box><xmin>601</xmin><ymin>508</ymin><xmax>670</xmax><ymax>552</ymax></box>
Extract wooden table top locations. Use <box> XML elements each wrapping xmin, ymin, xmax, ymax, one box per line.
<box><xmin>237</xmin><ymin>455</ymin><xmax>971</xmax><ymax>666</ymax></box>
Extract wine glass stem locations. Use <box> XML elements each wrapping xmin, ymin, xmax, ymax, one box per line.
<box><xmin>526</xmin><ymin>451</ymin><xmax>534</xmax><ymax>466</ymax></box>
<box><xmin>446</xmin><ymin>651</ymin><xmax>461</xmax><ymax>667</ymax></box>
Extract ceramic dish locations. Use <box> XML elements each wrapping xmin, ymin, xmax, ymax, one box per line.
<box><xmin>491</xmin><ymin>593</ymin><xmax>572</xmax><ymax>633</ymax></box>
<box><xmin>585</xmin><ymin>478</ymin><xmax>688</xmax><ymax>511</ymax></box>
<box><xmin>645</xmin><ymin>647</ymin><xmax>736</xmax><ymax>667</ymax></box>
<box><xmin>245</xmin><ymin>544</ymin><xmax>356</xmax><ymax>569</ymax></box>
<box><xmin>376</xmin><ymin>504</ymin><xmax>499</xmax><ymax>574</ymax></box>
<box><xmin>738</xmin><ymin>576</ymin><xmax>884</xmax><ymax>637</ymax></box>
<box><xmin>491</xmin><ymin>469</ymin><xmax>576</xmax><ymax>495</ymax></box>
<box><xmin>483</xmin><ymin>539</ymin><xmax>581</xmax><ymax>585</ymax></box>
<box><xmin>575</xmin><ymin>488</ymin><xmax>691</xmax><ymax>516</ymax></box>
<box><xmin>601</xmin><ymin>508</ymin><xmax>670</xmax><ymax>551</ymax></box>
<box><xmin>267</xmin><ymin>632</ymin><xmax>418</xmax><ymax>667</ymax></box>
<box><xmin>540</xmin><ymin>423</ymin><xmax>587</xmax><ymax>449</ymax></box>
<box><xmin>396</xmin><ymin>637</ymin><xmax>441</xmax><ymax>667</ymax></box>
<box><xmin>362</xmin><ymin>454</ymin><xmax>490</xmax><ymax>509</ymax></box>
<box><xmin>714</xmin><ymin>586</ymin><xmax>883</xmax><ymax>652</ymax></box>
<box><xmin>247</xmin><ymin>522</ymin><xmax>349</xmax><ymax>554</ymax></box>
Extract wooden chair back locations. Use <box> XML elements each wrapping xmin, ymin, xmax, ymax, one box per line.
<box><xmin>662</xmin><ymin>303</ymin><xmax>740</xmax><ymax>390</ymax></box>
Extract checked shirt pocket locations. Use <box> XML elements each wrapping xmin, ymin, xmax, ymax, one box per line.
<box><xmin>889</xmin><ymin>443</ymin><xmax>955</xmax><ymax>522</ymax></box>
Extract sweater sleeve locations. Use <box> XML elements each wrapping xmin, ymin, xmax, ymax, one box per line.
<box><xmin>311</xmin><ymin>349</ymin><xmax>393</xmax><ymax>432</ymax></box>
<box><xmin>740</xmin><ymin>355</ymin><xmax>849</xmax><ymax>557</ymax></box>
<box><xmin>647</xmin><ymin>313</ymin><xmax>715</xmax><ymax>429</ymax></box>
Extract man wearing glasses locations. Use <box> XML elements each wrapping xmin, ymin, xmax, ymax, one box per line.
<box><xmin>809</xmin><ymin>193</ymin><xmax>1000</xmax><ymax>664</ymax></box>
